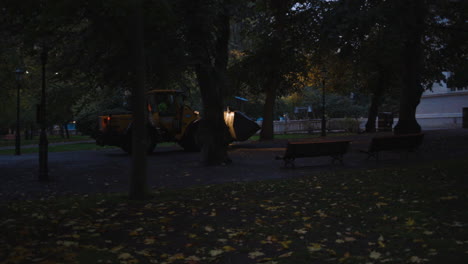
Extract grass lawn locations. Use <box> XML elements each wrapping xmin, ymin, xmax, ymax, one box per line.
<box><xmin>0</xmin><ymin>142</ymin><xmax>179</xmax><ymax>155</ymax></box>
<box><xmin>1</xmin><ymin>159</ymin><xmax>467</xmax><ymax>263</ymax></box>
<box><xmin>248</xmin><ymin>132</ymin><xmax>352</xmax><ymax>141</ymax></box>
<box><xmin>0</xmin><ymin>133</ymin><xmax>349</xmax><ymax>155</ymax></box>
<box><xmin>0</xmin><ymin>135</ymin><xmax>92</xmax><ymax>147</ymax></box>
<box><xmin>0</xmin><ymin>143</ymin><xmax>116</xmax><ymax>155</ymax></box>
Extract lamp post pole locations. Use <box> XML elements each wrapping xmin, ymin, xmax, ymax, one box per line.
<box><xmin>321</xmin><ymin>70</ymin><xmax>327</xmax><ymax>137</ymax></box>
<box><xmin>39</xmin><ymin>49</ymin><xmax>49</xmax><ymax>182</ymax></box>
<box><xmin>15</xmin><ymin>69</ymin><xmax>24</xmax><ymax>155</ymax></box>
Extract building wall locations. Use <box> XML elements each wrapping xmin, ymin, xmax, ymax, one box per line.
<box><xmin>416</xmin><ymin>73</ymin><xmax>468</xmax><ymax>129</ymax></box>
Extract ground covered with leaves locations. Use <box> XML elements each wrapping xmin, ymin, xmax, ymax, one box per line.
<box><xmin>1</xmin><ymin>158</ymin><xmax>467</xmax><ymax>264</ymax></box>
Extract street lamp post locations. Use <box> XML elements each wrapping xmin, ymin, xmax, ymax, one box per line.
<box><xmin>14</xmin><ymin>68</ymin><xmax>25</xmax><ymax>155</ymax></box>
<box><xmin>321</xmin><ymin>68</ymin><xmax>327</xmax><ymax>137</ymax></box>
<box><xmin>38</xmin><ymin>48</ymin><xmax>49</xmax><ymax>182</ymax></box>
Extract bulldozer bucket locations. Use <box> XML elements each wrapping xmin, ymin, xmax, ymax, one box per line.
<box><xmin>224</xmin><ymin>110</ymin><xmax>260</xmax><ymax>141</ymax></box>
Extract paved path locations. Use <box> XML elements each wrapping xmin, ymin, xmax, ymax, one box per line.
<box><xmin>1</xmin><ymin>129</ymin><xmax>467</xmax><ymax>201</ymax></box>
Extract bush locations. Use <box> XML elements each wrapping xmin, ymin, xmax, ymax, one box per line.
<box><xmin>328</xmin><ymin>118</ymin><xmax>361</xmax><ymax>133</ymax></box>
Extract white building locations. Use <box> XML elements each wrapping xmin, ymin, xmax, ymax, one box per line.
<box><xmin>416</xmin><ymin>73</ymin><xmax>468</xmax><ymax>129</ymax></box>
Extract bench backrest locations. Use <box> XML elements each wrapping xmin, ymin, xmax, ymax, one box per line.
<box><xmin>369</xmin><ymin>133</ymin><xmax>424</xmax><ymax>152</ymax></box>
<box><xmin>285</xmin><ymin>140</ymin><xmax>350</xmax><ymax>158</ymax></box>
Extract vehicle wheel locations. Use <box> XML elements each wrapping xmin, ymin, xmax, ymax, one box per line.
<box><xmin>179</xmin><ymin>122</ymin><xmax>200</xmax><ymax>152</ymax></box>
<box><xmin>120</xmin><ymin>128</ymin><xmax>157</xmax><ymax>154</ymax></box>
<box><xmin>146</xmin><ymin>132</ymin><xmax>157</xmax><ymax>154</ymax></box>
<box><xmin>121</xmin><ymin>134</ymin><xmax>132</xmax><ymax>154</ymax></box>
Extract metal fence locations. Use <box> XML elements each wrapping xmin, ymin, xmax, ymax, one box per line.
<box><xmin>256</xmin><ymin>118</ymin><xmax>364</xmax><ymax>134</ymax></box>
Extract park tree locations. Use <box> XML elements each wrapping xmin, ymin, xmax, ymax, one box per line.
<box><xmin>180</xmin><ymin>0</ymin><xmax>233</xmax><ymax>165</ymax></box>
<box><xmin>390</xmin><ymin>0</ymin><xmax>467</xmax><ymax>134</ymax></box>
<box><xmin>390</xmin><ymin>0</ymin><xmax>426</xmax><ymax>134</ymax></box>
<box><xmin>318</xmin><ymin>0</ymin><xmax>403</xmax><ymax>132</ymax></box>
<box><xmin>0</xmin><ymin>0</ymin><xmax>156</xmax><ymax>197</ymax></box>
<box><xmin>230</xmin><ymin>0</ymin><xmax>319</xmax><ymax>140</ymax></box>
<box><xmin>326</xmin><ymin>0</ymin><xmax>467</xmax><ymax>134</ymax></box>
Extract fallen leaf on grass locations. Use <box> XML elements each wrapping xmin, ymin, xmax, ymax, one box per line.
<box><xmin>369</xmin><ymin>251</ymin><xmax>381</xmax><ymax>259</ymax></box>
<box><xmin>440</xmin><ymin>196</ymin><xmax>458</xmax><ymax>201</ymax></box>
<box><xmin>136</xmin><ymin>250</ymin><xmax>152</xmax><ymax>257</ymax></box>
<box><xmin>378</xmin><ymin>235</ymin><xmax>386</xmax><ymax>247</ymax></box>
<box><xmin>280</xmin><ymin>240</ymin><xmax>292</xmax><ymax>249</ymax></box>
<box><xmin>167</xmin><ymin>253</ymin><xmax>185</xmax><ymax>261</ymax></box>
<box><xmin>57</xmin><ymin>240</ymin><xmax>79</xmax><ymax>247</ymax></box>
<box><xmin>248</xmin><ymin>251</ymin><xmax>265</xmax><ymax>259</ymax></box>
<box><xmin>264</xmin><ymin>236</ymin><xmax>278</xmax><ymax>244</ymax></box>
<box><xmin>376</xmin><ymin>202</ymin><xmax>388</xmax><ymax>208</ymax></box>
<box><xmin>410</xmin><ymin>256</ymin><xmax>424</xmax><ymax>263</ymax></box>
<box><xmin>144</xmin><ymin>237</ymin><xmax>156</xmax><ymax>245</ymax></box>
<box><xmin>339</xmin><ymin>252</ymin><xmax>351</xmax><ymax>262</ymax></box>
<box><xmin>205</xmin><ymin>226</ymin><xmax>215</xmax><ymax>232</ymax></box>
<box><xmin>129</xmin><ymin>227</ymin><xmax>143</xmax><ymax>236</ymax></box>
<box><xmin>406</xmin><ymin>218</ymin><xmax>415</xmax><ymax>227</ymax></box>
<box><xmin>308</xmin><ymin>243</ymin><xmax>323</xmax><ymax>252</ymax></box>
<box><xmin>186</xmin><ymin>255</ymin><xmax>201</xmax><ymax>261</ymax></box>
<box><xmin>118</xmin><ymin>253</ymin><xmax>133</xmax><ymax>260</ymax></box>
<box><xmin>209</xmin><ymin>249</ymin><xmax>223</xmax><ymax>257</ymax></box>
<box><xmin>316</xmin><ymin>210</ymin><xmax>328</xmax><ymax>218</ymax></box>
<box><xmin>294</xmin><ymin>228</ymin><xmax>307</xmax><ymax>234</ymax></box>
<box><xmin>279</xmin><ymin>252</ymin><xmax>292</xmax><ymax>258</ymax></box>
<box><xmin>222</xmin><ymin>245</ymin><xmax>236</xmax><ymax>252</ymax></box>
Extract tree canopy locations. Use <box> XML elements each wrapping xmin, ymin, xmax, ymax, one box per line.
<box><xmin>1</xmin><ymin>0</ymin><xmax>466</xmax><ymax>150</ymax></box>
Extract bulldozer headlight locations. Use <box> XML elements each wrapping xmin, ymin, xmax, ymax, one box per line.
<box><xmin>103</xmin><ymin>116</ymin><xmax>111</xmax><ymax>125</ymax></box>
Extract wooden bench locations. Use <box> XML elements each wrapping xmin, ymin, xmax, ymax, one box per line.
<box><xmin>361</xmin><ymin>133</ymin><xmax>424</xmax><ymax>161</ymax></box>
<box><xmin>276</xmin><ymin>140</ymin><xmax>351</xmax><ymax>168</ymax></box>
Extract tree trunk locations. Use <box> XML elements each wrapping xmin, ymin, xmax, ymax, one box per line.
<box><xmin>365</xmin><ymin>80</ymin><xmax>385</xmax><ymax>133</ymax></box>
<box><xmin>24</xmin><ymin>128</ymin><xmax>30</xmax><ymax>140</ymax></box>
<box><xmin>192</xmin><ymin>2</ymin><xmax>231</xmax><ymax>166</ymax></box>
<box><xmin>59</xmin><ymin>125</ymin><xmax>65</xmax><ymax>138</ymax></box>
<box><xmin>365</xmin><ymin>97</ymin><xmax>379</xmax><ymax>133</ymax></box>
<box><xmin>260</xmin><ymin>80</ymin><xmax>278</xmax><ymax>140</ymax></box>
<box><xmin>258</xmin><ymin>0</ymin><xmax>287</xmax><ymax>141</ymax></box>
<box><xmin>394</xmin><ymin>0</ymin><xmax>426</xmax><ymax>135</ymax></box>
<box><xmin>27</xmin><ymin>126</ymin><xmax>33</xmax><ymax>140</ymax></box>
<box><xmin>64</xmin><ymin>124</ymin><xmax>70</xmax><ymax>139</ymax></box>
<box><xmin>129</xmin><ymin>0</ymin><xmax>148</xmax><ymax>199</ymax></box>
<box><xmin>196</xmin><ymin>65</ymin><xmax>230</xmax><ymax>165</ymax></box>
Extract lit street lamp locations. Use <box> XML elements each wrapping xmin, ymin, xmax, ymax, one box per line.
<box><xmin>321</xmin><ymin>68</ymin><xmax>327</xmax><ymax>137</ymax></box>
<box><xmin>14</xmin><ymin>68</ymin><xmax>25</xmax><ymax>155</ymax></box>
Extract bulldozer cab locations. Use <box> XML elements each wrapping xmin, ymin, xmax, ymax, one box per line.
<box><xmin>147</xmin><ymin>90</ymin><xmax>186</xmax><ymax>135</ymax></box>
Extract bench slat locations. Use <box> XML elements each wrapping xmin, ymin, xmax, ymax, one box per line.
<box><xmin>364</xmin><ymin>133</ymin><xmax>424</xmax><ymax>160</ymax></box>
<box><xmin>278</xmin><ymin>140</ymin><xmax>351</xmax><ymax>168</ymax></box>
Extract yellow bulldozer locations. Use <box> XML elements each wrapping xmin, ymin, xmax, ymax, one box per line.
<box><xmin>96</xmin><ymin>89</ymin><xmax>260</xmax><ymax>153</ymax></box>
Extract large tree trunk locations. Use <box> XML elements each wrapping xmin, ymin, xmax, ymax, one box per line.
<box><xmin>196</xmin><ymin>66</ymin><xmax>230</xmax><ymax>165</ymax></box>
<box><xmin>129</xmin><ymin>0</ymin><xmax>148</xmax><ymax>199</ymax></box>
<box><xmin>259</xmin><ymin>0</ymin><xmax>287</xmax><ymax>141</ymax></box>
<box><xmin>64</xmin><ymin>124</ymin><xmax>70</xmax><ymax>139</ymax></box>
<box><xmin>365</xmin><ymin>78</ymin><xmax>385</xmax><ymax>133</ymax></box>
<box><xmin>259</xmin><ymin>80</ymin><xmax>278</xmax><ymax>140</ymax></box>
<box><xmin>365</xmin><ymin>94</ymin><xmax>380</xmax><ymax>133</ymax></box>
<box><xmin>59</xmin><ymin>125</ymin><xmax>65</xmax><ymax>138</ymax></box>
<box><xmin>193</xmin><ymin>3</ymin><xmax>231</xmax><ymax>165</ymax></box>
<box><xmin>394</xmin><ymin>0</ymin><xmax>426</xmax><ymax>135</ymax></box>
